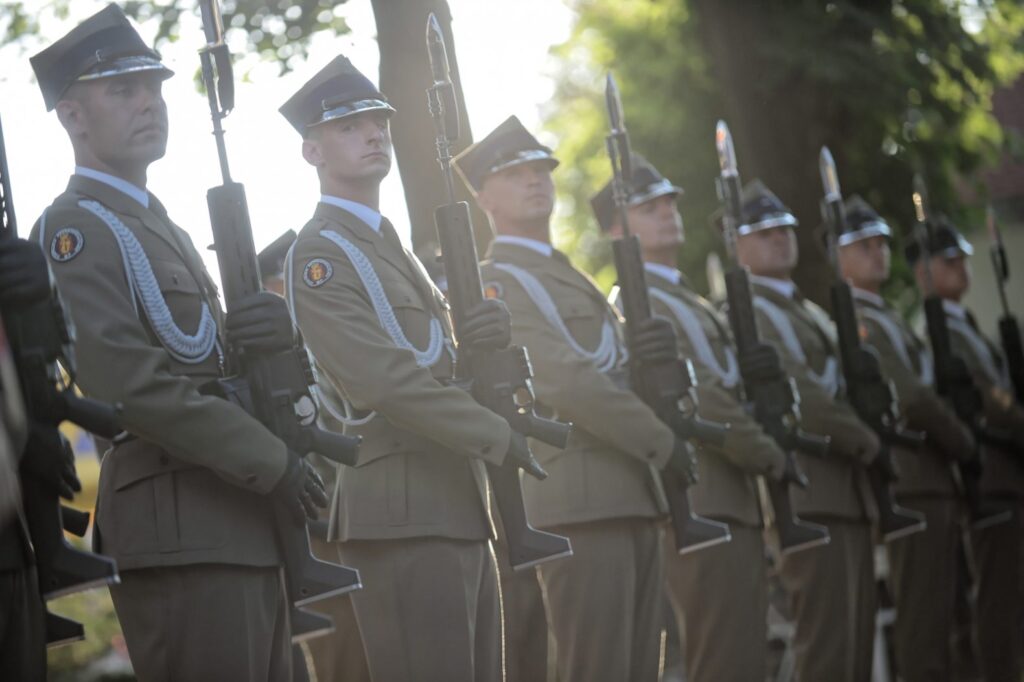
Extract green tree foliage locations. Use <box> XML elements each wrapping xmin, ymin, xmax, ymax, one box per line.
<box><xmin>1</xmin><ymin>0</ymin><xmax>350</xmax><ymax>71</ymax></box>
<box><xmin>545</xmin><ymin>0</ymin><xmax>1024</xmax><ymax>303</ymax></box>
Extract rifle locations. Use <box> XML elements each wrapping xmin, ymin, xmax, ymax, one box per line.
<box><xmin>1</xmin><ymin>114</ymin><xmax>121</xmax><ymax>645</ymax></box>
<box><xmin>603</xmin><ymin>74</ymin><xmax>731</xmax><ymax>554</ymax></box>
<box><xmin>987</xmin><ymin>206</ymin><xmax>1024</xmax><ymax>402</ymax></box>
<box><xmin>197</xmin><ymin>0</ymin><xmax>362</xmax><ymax>642</ymax></box>
<box><xmin>911</xmin><ymin>176</ymin><xmax>1011</xmax><ymax>529</ymax></box>
<box><xmin>714</xmin><ymin>122</ymin><xmax>831</xmax><ymax>555</ymax></box>
<box><xmin>818</xmin><ymin>148</ymin><xmax>926</xmax><ymax>541</ymax></box>
<box><xmin>425</xmin><ymin>14</ymin><xmax>572</xmax><ymax>570</ymax></box>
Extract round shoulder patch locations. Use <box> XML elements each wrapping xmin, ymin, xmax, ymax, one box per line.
<box><xmin>50</xmin><ymin>227</ymin><xmax>84</xmax><ymax>263</ymax></box>
<box><xmin>303</xmin><ymin>258</ymin><xmax>334</xmax><ymax>288</ymax></box>
<box><xmin>483</xmin><ymin>281</ymin><xmax>504</xmax><ymax>300</ymax></box>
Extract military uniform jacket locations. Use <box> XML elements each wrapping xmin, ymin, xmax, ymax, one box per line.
<box><xmin>943</xmin><ymin>303</ymin><xmax>1024</xmax><ymax>497</ymax></box>
<box><xmin>751</xmin><ymin>281</ymin><xmax>875</xmax><ymax>521</ymax></box>
<box><xmin>288</xmin><ymin>202</ymin><xmax>510</xmax><ymax>543</ymax></box>
<box><xmin>480</xmin><ymin>241</ymin><xmax>675</xmax><ymax>529</ymax></box>
<box><xmin>614</xmin><ymin>268</ymin><xmax>786</xmax><ymax>527</ymax></box>
<box><xmin>31</xmin><ymin>175</ymin><xmax>287</xmax><ymax>571</ymax></box>
<box><xmin>852</xmin><ymin>289</ymin><xmax>968</xmax><ymax>497</ymax></box>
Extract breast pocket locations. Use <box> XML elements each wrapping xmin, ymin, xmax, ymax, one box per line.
<box><xmin>559</xmin><ymin>300</ymin><xmax>605</xmax><ymax>352</ymax></box>
<box><xmin>149</xmin><ymin>259</ymin><xmax>220</xmax><ymax>377</ymax></box>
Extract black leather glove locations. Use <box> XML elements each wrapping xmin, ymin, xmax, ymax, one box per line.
<box><xmin>226</xmin><ymin>292</ymin><xmax>296</xmax><ymax>353</ymax></box>
<box><xmin>0</xmin><ymin>238</ymin><xmax>52</xmax><ymax>308</ymax></box>
<box><xmin>738</xmin><ymin>342</ymin><xmax>785</xmax><ymax>385</ymax></box>
<box><xmin>632</xmin><ymin>316</ymin><xmax>679</xmax><ymax>365</ymax></box>
<box><xmin>502</xmin><ymin>431</ymin><xmax>547</xmax><ymax>480</ymax></box>
<box><xmin>460</xmin><ymin>299</ymin><xmax>511</xmax><ymax>352</ymax></box>
<box><xmin>271</xmin><ymin>455</ymin><xmax>328</xmax><ymax>524</ymax></box>
<box><xmin>781</xmin><ymin>452</ymin><xmax>809</xmax><ymax>489</ymax></box>
<box><xmin>21</xmin><ymin>424</ymin><xmax>81</xmax><ymax>500</ymax></box>
<box><xmin>666</xmin><ymin>439</ymin><xmax>698</xmax><ymax>485</ymax></box>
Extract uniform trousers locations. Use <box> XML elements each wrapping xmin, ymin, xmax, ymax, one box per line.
<box><xmin>663</xmin><ymin>523</ymin><xmax>768</xmax><ymax>682</ymax></box>
<box><xmin>109</xmin><ymin>563</ymin><xmax>291</xmax><ymax>682</ymax></box>
<box><xmin>777</xmin><ymin>518</ymin><xmax>876</xmax><ymax>682</ymax></box>
<box><xmin>302</xmin><ymin>535</ymin><xmax>371</xmax><ymax>682</ymax></box>
<box><xmin>338</xmin><ymin>536</ymin><xmax>501</xmax><ymax>682</ymax></box>
<box><xmin>972</xmin><ymin>499</ymin><xmax>1024</xmax><ymax>682</ymax></box>
<box><xmin>538</xmin><ymin>517</ymin><xmax>663</xmax><ymax>682</ymax></box>
<box><xmin>493</xmin><ymin>536</ymin><xmax>549</xmax><ymax>682</ymax></box>
<box><xmin>887</xmin><ymin>496</ymin><xmax>960</xmax><ymax>682</ymax></box>
<box><xmin>0</xmin><ymin>566</ymin><xmax>46</xmax><ymax>680</ymax></box>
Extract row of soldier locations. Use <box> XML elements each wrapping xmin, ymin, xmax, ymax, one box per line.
<box><xmin>1</xmin><ymin>4</ymin><xmax>1023</xmax><ymax>682</ymax></box>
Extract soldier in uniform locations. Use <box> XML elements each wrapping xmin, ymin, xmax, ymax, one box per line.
<box><xmin>0</xmin><ymin>238</ymin><xmax>52</xmax><ymax>680</ymax></box>
<box><xmin>592</xmin><ymin>155</ymin><xmax>791</xmax><ymax>681</ymax></box>
<box><xmin>456</xmin><ymin>116</ymin><xmax>698</xmax><ymax>682</ymax></box>
<box><xmin>29</xmin><ymin>6</ymin><xmax>328</xmax><ymax>679</ymax></box>
<box><xmin>905</xmin><ymin>218</ymin><xmax>1024</xmax><ymax>682</ymax></box>
<box><xmin>837</xmin><ymin>196</ymin><xmax>975</xmax><ymax>680</ymax></box>
<box><xmin>281</xmin><ymin>57</ymin><xmax>537</xmax><ymax>682</ymax></box>
<box><xmin>736</xmin><ymin>180</ymin><xmax>881</xmax><ymax>682</ymax></box>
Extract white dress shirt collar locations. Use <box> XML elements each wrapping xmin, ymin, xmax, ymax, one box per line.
<box><xmin>750</xmin><ymin>274</ymin><xmax>798</xmax><ymax>300</ymax></box>
<box><xmin>852</xmin><ymin>287</ymin><xmax>886</xmax><ymax>308</ymax></box>
<box><xmin>320</xmin><ymin>194</ymin><xmax>382</xmax><ymax>233</ymax></box>
<box><xmin>75</xmin><ymin>165</ymin><xmax>149</xmax><ymax>208</ymax></box>
<box><xmin>492</xmin><ymin>235</ymin><xmax>554</xmax><ymax>258</ymax></box>
<box><xmin>643</xmin><ymin>262</ymin><xmax>682</xmax><ymax>286</ymax></box>
<box><xmin>943</xmin><ymin>299</ymin><xmax>968</xmax><ymax>320</ymax></box>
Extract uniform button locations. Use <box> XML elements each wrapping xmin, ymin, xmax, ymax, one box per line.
<box><xmin>172</xmin><ymin>274</ymin><xmax>179</xmax><ymax>285</ymax></box>
<box><xmin>482</xmin><ymin>445</ymin><xmax>492</xmax><ymax>455</ymax></box>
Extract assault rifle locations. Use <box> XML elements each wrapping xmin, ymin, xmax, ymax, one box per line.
<box><xmin>603</xmin><ymin>74</ymin><xmax>731</xmax><ymax>554</ymax></box>
<box><xmin>987</xmin><ymin>206</ymin><xmax>1024</xmax><ymax>402</ymax></box>
<box><xmin>198</xmin><ymin>0</ymin><xmax>362</xmax><ymax>642</ymax></box>
<box><xmin>714</xmin><ymin>122</ymin><xmax>831</xmax><ymax>555</ymax></box>
<box><xmin>818</xmin><ymin>147</ymin><xmax>925</xmax><ymax>541</ymax></box>
<box><xmin>1</xmin><ymin>114</ymin><xmax>121</xmax><ymax>645</ymax></box>
<box><xmin>425</xmin><ymin>14</ymin><xmax>572</xmax><ymax>570</ymax></box>
<box><xmin>911</xmin><ymin>176</ymin><xmax>1011</xmax><ymax>529</ymax></box>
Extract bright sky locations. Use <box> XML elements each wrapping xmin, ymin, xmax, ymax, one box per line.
<box><xmin>0</xmin><ymin>0</ymin><xmax>574</xmax><ymax>284</ymax></box>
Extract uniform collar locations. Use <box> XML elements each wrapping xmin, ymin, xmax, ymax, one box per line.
<box><xmin>943</xmin><ymin>299</ymin><xmax>968</xmax><ymax>320</ymax></box>
<box><xmin>750</xmin><ymin>274</ymin><xmax>797</xmax><ymax>300</ymax></box>
<box><xmin>852</xmin><ymin>287</ymin><xmax>885</xmax><ymax>309</ymax></box>
<box><xmin>320</xmin><ymin>194</ymin><xmax>382</xmax><ymax>233</ymax></box>
<box><xmin>643</xmin><ymin>262</ymin><xmax>682</xmax><ymax>286</ymax></box>
<box><xmin>74</xmin><ymin>165</ymin><xmax>149</xmax><ymax>208</ymax></box>
<box><xmin>492</xmin><ymin>235</ymin><xmax>553</xmax><ymax>258</ymax></box>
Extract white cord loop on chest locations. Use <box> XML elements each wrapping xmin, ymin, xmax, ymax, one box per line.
<box><xmin>59</xmin><ymin>200</ymin><xmax>220</xmax><ymax>365</ymax></box>
<box><xmin>859</xmin><ymin>306</ymin><xmax>934</xmax><ymax>387</ymax></box>
<box><xmin>648</xmin><ymin>287</ymin><xmax>739</xmax><ymax>389</ymax></box>
<box><xmin>494</xmin><ymin>262</ymin><xmax>624</xmax><ymax>373</ymax></box>
<box><xmin>754</xmin><ymin>296</ymin><xmax>840</xmax><ymax>397</ymax></box>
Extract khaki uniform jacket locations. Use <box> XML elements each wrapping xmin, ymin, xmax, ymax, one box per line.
<box><xmin>751</xmin><ymin>282</ymin><xmax>876</xmax><ymax>521</ymax></box>
<box><xmin>853</xmin><ymin>290</ymin><xmax>969</xmax><ymax>497</ymax></box>
<box><xmin>944</xmin><ymin>305</ymin><xmax>1024</xmax><ymax>497</ymax></box>
<box><xmin>480</xmin><ymin>242</ymin><xmax>675</xmax><ymax>529</ymax></box>
<box><xmin>288</xmin><ymin>203</ymin><xmax>510</xmax><ymax>542</ymax></box>
<box><xmin>31</xmin><ymin>176</ymin><xmax>287</xmax><ymax>571</ymax></box>
<box><xmin>615</xmin><ymin>268</ymin><xmax>786</xmax><ymax>527</ymax></box>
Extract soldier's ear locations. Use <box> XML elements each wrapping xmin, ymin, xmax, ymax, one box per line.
<box><xmin>55</xmin><ymin>96</ymin><xmax>85</xmax><ymax>137</ymax></box>
<box><xmin>475</xmin><ymin>185</ymin><xmax>496</xmax><ymax>213</ymax></box>
<box><xmin>608</xmin><ymin>222</ymin><xmax>624</xmax><ymax>239</ymax></box>
<box><xmin>302</xmin><ymin>136</ymin><xmax>324</xmax><ymax>168</ymax></box>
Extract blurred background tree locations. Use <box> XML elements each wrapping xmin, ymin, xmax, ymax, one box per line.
<box><xmin>544</xmin><ymin>0</ymin><xmax>1024</xmax><ymax>305</ymax></box>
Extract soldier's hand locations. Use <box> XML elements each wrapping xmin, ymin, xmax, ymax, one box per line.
<box><xmin>503</xmin><ymin>431</ymin><xmax>547</xmax><ymax>480</ymax></box>
<box><xmin>781</xmin><ymin>453</ymin><xmax>809</xmax><ymax>489</ymax></box>
<box><xmin>460</xmin><ymin>299</ymin><xmax>511</xmax><ymax>351</ymax></box>
<box><xmin>632</xmin><ymin>316</ymin><xmax>679</xmax><ymax>365</ymax></box>
<box><xmin>271</xmin><ymin>455</ymin><xmax>328</xmax><ymax>524</ymax></box>
<box><xmin>22</xmin><ymin>424</ymin><xmax>82</xmax><ymax>500</ymax></box>
<box><xmin>666</xmin><ymin>439</ymin><xmax>698</xmax><ymax>485</ymax></box>
<box><xmin>226</xmin><ymin>292</ymin><xmax>296</xmax><ymax>354</ymax></box>
<box><xmin>738</xmin><ymin>342</ymin><xmax>784</xmax><ymax>384</ymax></box>
<box><xmin>0</xmin><ymin>238</ymin><xmax>51</xmax><ymax>308</ymax></box>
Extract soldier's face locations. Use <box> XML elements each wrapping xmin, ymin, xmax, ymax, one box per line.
<box><xmin>58</xmin><ymin>71</ymin><xmax>169</xmax><ymax>169</ymax></box>
<box><xmin>303</xmin><ymin>111</ymin><xmax>393</xmax><ymax>185</ymax></box>
<box><xmin>477</xmin><ymin>161</ymin><xmax>555</xmax><ymax>225</ymax></box>
<box><xmin>736</xmin><ymin>226</ymin><xmax>799</xmax><ymax>278</ymax></box>
<box><xmin>613</xmin><ymin>194</ymin><xmax>683</xmax><ymax>252</ymax></box>
<box><xmin>921</xmin><ymin>253</ymin><xmax>970</xmax><ymax>300</ymax></box>
<box><xmin>838</xmin><ymin>235</ymin><xmax>890</xmax><ymax>289</ymax></box>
